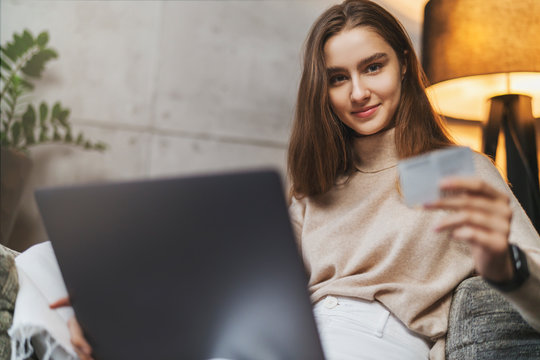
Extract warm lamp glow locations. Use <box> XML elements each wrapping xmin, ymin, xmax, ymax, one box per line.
<box><xmin>422</xmin><ymin>0</ymin><xmax>540</xmax><ymax>117</ymax></box>
<box><xmin>444</xmin><ymin>121</ymin><xmax>509</xmax><ymax>181</ymax></box>
<box><xmin>423</xmin><ymin>0</ymin><xmax>540</xmax><ymax>231</ymax></box>
<box><xmin>422</xmin><ymin>0</ymin><xmax>540</xmax><ymax>86</ymax></box>
<box><xmin>427</xmin><ymin>72</ymin><xmax>540</xmax><ymax>121</ymax></box>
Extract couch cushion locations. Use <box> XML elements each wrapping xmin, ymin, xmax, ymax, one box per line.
<box><xmin>1</xmin><ymin>245</ymin><xmax>19</xmax><ymax>360</ymax></box>
<box><xmin>446</xmin><ymin>276</ymin><xmax>540</xmax><ymax>359</ymax></box>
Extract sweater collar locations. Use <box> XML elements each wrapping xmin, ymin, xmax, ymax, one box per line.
<box><xmin>353</xmin><ymin>127</ymin><xmax>399</xmax><ymax>173</ymax></box>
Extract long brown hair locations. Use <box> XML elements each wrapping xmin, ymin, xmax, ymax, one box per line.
<box><xmin>288</xmin><ymin>0</ymin><xmax>454</xmax><ymax>198</ymax></box>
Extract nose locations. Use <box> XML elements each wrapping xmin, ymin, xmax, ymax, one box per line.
<box><xmin>350</xmin><ymin>76</ymin><xmax>370</xmax><ymax>102</ymax></box>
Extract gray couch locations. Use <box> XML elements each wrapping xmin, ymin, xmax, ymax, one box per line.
<box><xmin>446</xmin><ymin>276</ymin><xmax>540</xmax><ymax>359</ymax></box>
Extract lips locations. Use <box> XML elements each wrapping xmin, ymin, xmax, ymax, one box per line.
<box><xmin>351</xmin><ymin>104</ymin><xmax>380</xmax><ymax>119</ymax></box>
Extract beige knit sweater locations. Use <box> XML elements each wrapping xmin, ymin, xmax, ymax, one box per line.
<box><xmin>289</xmin><ymin>128</ymin><xmax>540</xmax><ymax>360</ymax></box>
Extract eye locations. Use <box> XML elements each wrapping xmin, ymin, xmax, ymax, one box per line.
<box><xmin>329</xmin><ymin>74</ymin><xmax>348</xmax><ymax>85</ymax></box>
<box><xmin>366</xmin><ymin>63</ymin><xmax>382</xmax><ymax>73</ymax></box>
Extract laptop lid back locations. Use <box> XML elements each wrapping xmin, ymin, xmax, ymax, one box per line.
<box><xmin>35</xmin><ymin>169</ymin><xmax>324</xmax><ymax>360</ymax></box>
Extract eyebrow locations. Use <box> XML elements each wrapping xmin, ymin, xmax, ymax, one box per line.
<box><xmin>327</xmin><ymin>52</ymin><xmax>388</xmax><ymax>74</ymax></box>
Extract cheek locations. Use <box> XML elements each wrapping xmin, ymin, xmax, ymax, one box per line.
<box><xmin>328</xmin><ymin>88</ymin><xmax>348</xmax><ymax>114</ymax></box>
<box><xmin>370</xmin><ymin>75</ymin><xmax>401</xmax><ymax>100</ymax></box>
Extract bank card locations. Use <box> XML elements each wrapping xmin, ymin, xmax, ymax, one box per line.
<box><xmin>398</xmin><ymin>146</ymin><xmax>475</xmax><ymax>207</ymax></box>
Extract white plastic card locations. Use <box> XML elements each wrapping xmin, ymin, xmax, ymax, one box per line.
<box><xmin>398</xmin><ymin>146</ymin><xmax>475</xmax><ymax>207</ymax></box>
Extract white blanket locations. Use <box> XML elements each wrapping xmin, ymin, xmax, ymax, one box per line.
<box><xmin>9</xmin><ymin>241</ymin><xmax>77</xmax><ymax>360</ymax></box>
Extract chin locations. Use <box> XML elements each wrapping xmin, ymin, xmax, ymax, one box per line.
<box><xmin>352</xmin><ymin>125</ymin><xmax>388</xmax><ymax>137</ymax></box>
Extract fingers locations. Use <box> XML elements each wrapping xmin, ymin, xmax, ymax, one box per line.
<box><xmin>445</xmin><ymin>224</ymin><xmax>508</xmax><ymax>253</ymax></box>
<box><xmin>425</xmin><ymin>177</ymin><xmax>512</xmax><ymax>242</ymax></box>
<box><xmin>435</xmin><ymin>209</ymin><xmax>510</xmax><ymax>236</ymax></box>
<box><xmin>51</xmin><ymin>301</ymin><xmax>94</xmax><ymax>360</ymax></box>
<box><xmin>427</xmin><ymin>194</ymin><xmax>512</xmax><ymax>248</ymax></box>
<box><xmin>49</xmin><ymin>297</ymin><xmax>71</xmax><ymax>309</ymax></box>
<box><xmin>439</xmin><ymin>177</ymin><xmax>508</xmax><ymax>201</ymax></box>
<box><xmin>68</xmin><ymin>317</ymin><xmax>94</xmax><ymax>360</ymax></box>
<box><xmin>426</xmin><ymin>193</ymin><xmax>511</xmax><ymax>217</ymax></box>
<box><xmin>50</xmin><ymin>299</ymin><xmax>94</xmax><ymax>360</ymax></box>
<box><xmin>425</xmin><ymin>176</ymin><xmax>515</xmax><ymax>281</ymax></box>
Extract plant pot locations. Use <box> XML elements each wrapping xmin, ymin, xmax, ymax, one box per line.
<box><xmin>0</xmin><ymin>147</ymin><xmax>32</xmax><ymax>246</ymax></box>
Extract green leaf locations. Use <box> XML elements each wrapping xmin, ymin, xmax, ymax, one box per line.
<box><xmin>15</xmin><ymin>82</ymin><xmax>31</xmax><ymax>94</ymax></box>
<box><xmin>58</xmin><ymin>109</ymin><xmax>70</xmax><ymax>127</ymax></box>
<box><xmin>12</xmin><ymin>122</ymin><xmax>21</xmax><ymax>146</ymax></box>
<box><xmin>39</xmin><ymin>126</ymin><xmax>49</xmax><ymax>142</ymax></box>
<box><xmin>21</xmin><ymin>48</ymin><xmax>58</xmax><ymax>77</ymax></box>
<box><xmin>24</xmin><ymin>129</ymin><xmax>36</xmax><ymax>145</ymax></box>
<box><xmin>39</xmin><ymin>102</ymin><xmax>48</xmax><ymax>123</ymax></box>
<box><xmin>94</xmin><ymin>142</ymin><xmax>107</xmax><ymax>151</ymax></box>
<box><xmin>8</xmin><ymin>76</ymin><xmax>24</xmax><ymax>98</ymax></box>
<box><xmin>53</xmin><ymin>126</ymin><xmax>61</xmax><ymax>141</ymax></box>
<box><xmin>36</xmin><ymin>31</ymin><xmax>49</xmax><ymax>47</ymax></box>
<box><xmin>14</xmin><ymin>87</ymin><xmax>24</xmax><ymax>97</ymax></box>
<box><xmin>84</xmin><ymin>140</ymin><xmax>92</xmax><ymax>149</ymax></box>
<box><xmin>52</xmin><ymin>101</ymin><xmax>62</xmax><ymax>119</ymax></box>
<box><xmin>75</xmin><ymin>133</ymin><xmax>84</xmax><ymax>145</ymax></box>
<box><xmin>0</xmin><ymin>57</ymin><xmax>11</xmax><ymax>71</ymax></box>
<box><xmin>64</xmin><ymin>129</ymin><xmax>73</xmax><ymax>143</ymax></box>
<box><xmin>3</xmin><ymin>33</ymin><xmax>32</xmax><ymax>62</ymax></box>
<box><xmin>3</xmin><ymin>31</ymin><xmax>34</xmax><ymax>63</ymax></box>
<box><xmin>7</xmin><ymin>86</ymin><xmax>16</xmax><ymax>98</ymax></box>
<box><xmin>52</xmin><ymin>102</ymin><xmax>61</xmax><ymax>120</ymax></box>
<box><xmin>22</xmin><ymin>104</ymin><xmax>36</xmax><ymax>127</ymax></box>
<box><xmin>22</xmin><ymin>30</ymin><xmax>35</xmax><ymax>48</ymax></box>
<box><xmin>19</xmin><ymin>77</ymin><xmax>34</xmax><ymax>90</ymax></box>
<box><xmin>0</xmin><ymin>131</ymin><xmax>7</xmax><ymax>146</ymax></box>
<box><xmin>2</xmin><ymin>93</ymin><xmax>14</xmax><ymax>110</ymax></box>
<box><xmin>11</xmin><ymin>75</ymin><xmax>21</xmax><ymax>87</ymax></box>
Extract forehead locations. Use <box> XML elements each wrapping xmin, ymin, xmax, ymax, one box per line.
<box><xmin>324</xmin><ymin>27</ymin><xmax>396</xmax><ymax>67</ymax></box>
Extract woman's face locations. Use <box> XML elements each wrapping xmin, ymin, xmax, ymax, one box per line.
<box><xmin>324</xmin><ymin>26</ymin><xmax>405</xmax><ymax>136</ymax></box>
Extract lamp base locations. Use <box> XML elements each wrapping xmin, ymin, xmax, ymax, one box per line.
<box><xmin>483</xmin><ymin>94</ymin><xmax>540</xmax><ymax>233</ymax></box>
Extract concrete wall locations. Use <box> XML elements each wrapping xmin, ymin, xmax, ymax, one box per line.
<box><xmin>1</xmin><ymin>0</ymin><xmax>422</xmax><ymax>251</ymax></box>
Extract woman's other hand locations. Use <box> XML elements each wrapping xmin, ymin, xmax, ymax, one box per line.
<box><xmin>425</xmin><ymin>177</ymin><xmax>514</xmax><ymax>283</ymax></box>
<box><xmin>50</xmin><ymin>297</ymin><xmax>94</xmax><ymax>360</ymax></box>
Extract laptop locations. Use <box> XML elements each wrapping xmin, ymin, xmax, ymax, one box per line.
<box><xmin>35</xmin><ymin>169</ymin><xmax>325</xmax><ymax>360</ymax></box>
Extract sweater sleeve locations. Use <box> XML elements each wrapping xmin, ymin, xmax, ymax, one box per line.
<box><xmin>474</xmin><ymin>153</ymin><xmax>540</xmax><ymax>332</ymax></box>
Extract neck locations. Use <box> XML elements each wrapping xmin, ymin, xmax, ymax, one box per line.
<box><xmin>353</xmin><ymin>127</ymin><xmax>398</xmax><ymax>173</ymax></box>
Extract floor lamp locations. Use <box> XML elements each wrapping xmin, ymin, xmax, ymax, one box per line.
<box><xmin>422</xmin><ymin>0</ymin><xmax>540</xmax><ymax>232</ymax></box>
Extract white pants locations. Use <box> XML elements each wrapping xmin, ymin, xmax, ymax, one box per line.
<box><xmin>313</xmin><ymin>296</ymin><xmax>431</xmax><ymax>360</ymax></box>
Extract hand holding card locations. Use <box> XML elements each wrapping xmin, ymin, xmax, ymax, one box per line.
<box><xmin>404</xmin><ymin>148</ymin><xmax>516</xmax><ymax>283</ymax></box>
<box><xmin>398</xmin><ymin>147</ymin><xmax>475</xmax><ymax>207</ymax></box>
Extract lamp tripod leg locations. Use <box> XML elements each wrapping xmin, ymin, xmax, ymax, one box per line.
<box><xmin>483</xmin><ymin>94</ymin><xmax>540</xmax><ymax>233</ymax></box>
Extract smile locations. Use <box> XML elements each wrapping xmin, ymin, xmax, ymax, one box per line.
<box><xmin>351</xmin><ymin>104</ymin><xmax>380</xmax><ymax>119</ymax></box>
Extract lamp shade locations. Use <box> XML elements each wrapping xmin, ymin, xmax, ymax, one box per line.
<box><xmin>422</xmin><ymin>0</ymin><xmax>540</xmax><ymax>121</ymax></box>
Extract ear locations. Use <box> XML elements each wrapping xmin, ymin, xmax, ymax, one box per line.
<box><xmin>401</xmin><ymin>50</ymin><xmax>408</xmax><ymax>80</ymax></box>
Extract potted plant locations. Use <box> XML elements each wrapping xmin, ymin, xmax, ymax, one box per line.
<box><xmin>0</xmin><ymin>29</ymin><xmax>106</xmax><ymax>246</ymax></box>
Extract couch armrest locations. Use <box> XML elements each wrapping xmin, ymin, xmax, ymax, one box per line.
<box><xmin>446</xmin><ymin>276</ymin><xmax>540</xmax><ymax>359</ymax></box>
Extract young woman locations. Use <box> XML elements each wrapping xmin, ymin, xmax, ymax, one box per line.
<box><xmin>55</xmin><ymin>1</ymin><xmax>540</xmax><ymax>359</ymax></box>
<box><xmin>287</xmin><ymin>0</ymin><xmax>540</xmax><ymax>359</ymax></box>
